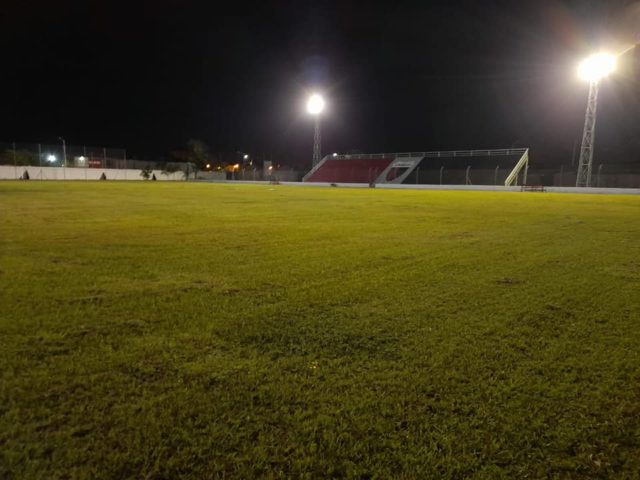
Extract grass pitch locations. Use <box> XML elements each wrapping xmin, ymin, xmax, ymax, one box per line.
<box><xmin>1</xmin><ymin>181</ymin><xmax>639</xmax><ymax>479</ymax></box>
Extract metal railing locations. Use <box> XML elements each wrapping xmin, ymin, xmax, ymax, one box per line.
<box><xmin>328</xmin><ymin>148</ymin><xmax>528</xmax><ymax>161</ymax></box>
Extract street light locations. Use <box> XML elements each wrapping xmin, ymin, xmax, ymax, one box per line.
<box><xmin>47</xmin><ymin>154</ymin><xmax>56</xmax><ymax>163</ymax></box>
<box><xmin>575</xmin><ymin>53</ymin><xmax>616</xmax><ymax>187</ymax></box>
<box><xmin>306</xmin><ymin>93</ymin><xmax>325</xmax><ymax>167</ymax></box>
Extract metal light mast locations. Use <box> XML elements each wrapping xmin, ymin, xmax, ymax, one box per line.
<box><xmin>576</xmin><ymin>81</ymin><xmax>599</xmax><ymax>187</ymax></box>
<box><xmin>575</xmin><ymin>53</ymin><xmax>615</xmax><ymax>187</ymax></box>
<box><xmin>313</xmin><ymin>117</ymin><xmax>321</xmax><ymax>167</ymax></box>
<box><xmin>306</xmin><ymin>93</ymin><xmax>325</xmax><ymax>168</ymax></box>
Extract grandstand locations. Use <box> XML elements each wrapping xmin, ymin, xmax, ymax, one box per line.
<box><xmin>303</xmin><ymin>148</ymin><xmax>530</xmax><ymax>186</ymax></box>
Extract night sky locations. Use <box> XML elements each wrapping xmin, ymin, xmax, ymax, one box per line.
<box><xmin>3</xmin><ymin>0</ymin><xmax>640</xmax><ymax>168</ymax></box>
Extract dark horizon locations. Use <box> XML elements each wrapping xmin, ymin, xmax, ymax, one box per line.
<box><xmin>2</xmin><ymin>0</ymin><xmax>640</xmax><ymax>169</ymax></box>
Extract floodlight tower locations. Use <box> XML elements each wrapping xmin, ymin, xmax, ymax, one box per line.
<box><xmin>306</xmin><ymin>93</ymin><xmax>325</xmax><ymax>167</ymax></box>
<box><xmin>575</xmin><ymin>53</ymin><xmax>616</xmax><ymax>187</ymax></box>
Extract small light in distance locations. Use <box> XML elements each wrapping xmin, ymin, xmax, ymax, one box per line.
<box><xmin>206</xmin><ymin>163</ymin><xmax>211</xmax><ymax>169</ymax></box>
<box><xmin>47</xmin><ymin>154</ymin><xmax>56</xmax><ymax>162</ymax></box>
<box><xmin>234</xmin><ymin>163</ymin><xmax>240</xmax><ymax>170</ymax></box>
<box><xmin>268</xmin><ymin>166</ymin><xmax>273</xmax><ymax>170</ymax></box>
<box><xmin>243</xmin><ymin>154</ymin><xmax>249</xmax><ymax>160</ymax></box>
<box><xmin>332</xmin><ymin>152</ymin><xmax>338</xmax><ymax>157</ymax></box>
<box><xmin>578</xmin><ymin>53</ymin><xmax>616</xmax><ymax>83</ymax></box>
<box><xmin>306</xmin><ymin>93</ymin><xmax>325</xmax><ymax>115</ymax></box>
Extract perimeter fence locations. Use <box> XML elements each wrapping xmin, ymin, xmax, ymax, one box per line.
<box><xmin>0</xmin><ymin>142</ymin><xmax>154</xmax><ymax>170</ymax></box>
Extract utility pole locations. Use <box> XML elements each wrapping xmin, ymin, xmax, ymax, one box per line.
<box><xmin>59</xmin><ymin>137</ymin><xmax>66</xmax><ymax>167</ymax></box>
<box><xmin>12</xmin><ymin>142</ymin><xmax>16</xmax><ymax>178</ymax></box>
<box><xmin>60</xmin><ymin>137</ymin><xmax>67</xmax><ymax>180</ymax></box>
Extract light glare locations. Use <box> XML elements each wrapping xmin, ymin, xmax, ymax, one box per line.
<box><xmin>306</xmin><ymin>94</ymin><xmax>325</xmax><ymax>115</ymax></box>
<box><xmin>47</xmin><ymin>154</ymin><xmax>56</xmax><ymax>162</ymax></box>
<box><xmin>578</xmin><ymin>53</ymin><xmax>616</xmax><ymax>82</ymax></box>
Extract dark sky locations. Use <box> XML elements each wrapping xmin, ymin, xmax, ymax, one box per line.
<box><xmin>2</xmin><ymin>0</ymin><xmax>640</xmax><ymax>167</ymax></box>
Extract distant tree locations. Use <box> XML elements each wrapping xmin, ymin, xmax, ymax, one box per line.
<box><xmin>160</xmin><ymin>163</ymin><xmax>183</xmax><ymax>179</ymax></box>
<box><xmin>186</xmin><ymin>139</ymin><xmax>210</xmax><ymax>178</ymax></box>
<box><xmin>183</xmin><ymin>162</ymin><xmax>198</xmax><ymax>181</ymax></box>
<box><xmin>140</xmin><ymin>166</ymin><xmax>153</xmax><ymax>179</ymax></box>
<box><xmin>0</xmin><ymin>149</ymin><xmax>38</xmax><ymax>166</ymax></box>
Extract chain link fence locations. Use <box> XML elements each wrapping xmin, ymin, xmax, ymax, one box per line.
<box><xmin>405</xmin><ymin>165</ymin><xmax>640</xmax><ymax>188</ymax></box>
<box><xmin>0</xmin><ymin>142</ymin><xmax>159</xmax><ymax>170</ymax></box>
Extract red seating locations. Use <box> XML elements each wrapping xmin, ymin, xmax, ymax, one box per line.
<box><xmin>306</xmin><ymin>158</ymin><xmax>394</xmax><ymax>183</ymax></box>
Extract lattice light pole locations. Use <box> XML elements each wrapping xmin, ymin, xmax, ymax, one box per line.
<box><xmin>575</xmin><ymin>53</ymin><xmax>616</xmax><ymax>187</ymax></box>
<box><xmin>313</xmin><ymin>117</ymin><xmax>321</xmax><ymax>167</ymax></box>
<box><xmin>306</xmin><ymin>93</ymin><xmax>325</xmax><ymax>168</ymax></box>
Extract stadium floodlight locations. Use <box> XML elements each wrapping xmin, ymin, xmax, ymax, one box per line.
<box><xmin>306</xmin><ymin>94</ymin><xmax>325</xmax><ymax>115</ymax></box>
<box><xmin>578</xmin><ymin>53</ymin><xmax>616</xmax><ymax>83</ymax></box>
<box><xmin>47</xmin><ymin>154</ymin><xmax>56</xmax><ymax>162</ymax></box>
<box><xmin>575</xmin><ymin>52</ymin><xmax>616</xmax><ymax>187</ymax></box>
<box><xmin>306</xmin><ymin>93</ymin><xmax>325</xmax><ymax>167</ymax></box>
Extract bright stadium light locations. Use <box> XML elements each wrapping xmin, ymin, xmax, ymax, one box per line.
<box><xmin>47</xmin><ymin>154</ymin><xmax>56</xmax><ymax>162</ymax></box>
<box><xmin>578</xmin><ymin>53</ymin><xmax>616</xmax><ymax>83</ymax></box>
<box><xmin>306</xmin><ymin>93</ymin><xmax>325</xmax><ymax>115</ymax></box>
<box><xmin>306</xmin><ymin>93</ymin><xmax>325</xmax><ymax>167</ymax></box>
<box><xmin>575</xmin><ymin>52</ymin><xmax>617</xmax><ymax>187</ymax></box>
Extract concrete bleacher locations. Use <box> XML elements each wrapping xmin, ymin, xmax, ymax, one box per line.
<box><xmin>305</xmin><ymin>158</ymin><xmax>394</xmax><ymax>183</ymax></box>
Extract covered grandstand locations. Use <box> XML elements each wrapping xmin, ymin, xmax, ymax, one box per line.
<box><xmin>303</xmin><ymin>149</ymin><xmax>530</xmax><ymax>186</ymax></box>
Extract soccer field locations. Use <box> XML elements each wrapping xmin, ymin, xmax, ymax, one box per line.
<box><xmin>1</xmin><ymin>181</ymin><xmax>639</xmax><ymax>478</ymax></box>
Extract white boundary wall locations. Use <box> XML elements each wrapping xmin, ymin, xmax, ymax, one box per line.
<box><xmin>0</xmin><ymin>165</ymin><xmax>184</xmax><ymax>181</ymax></box>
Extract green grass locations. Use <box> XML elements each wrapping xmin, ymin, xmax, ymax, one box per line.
<box><xmin>1</xmin><ymin>181</ymin><xmax>639</xmax><ymax>479</ymax></box>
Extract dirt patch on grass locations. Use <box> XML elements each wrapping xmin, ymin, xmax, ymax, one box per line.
<box><xmin>495</xmin><ymin>277</ymin><xmax>525</xmax><ymax>286</ymax></box>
